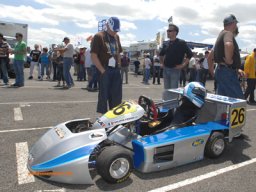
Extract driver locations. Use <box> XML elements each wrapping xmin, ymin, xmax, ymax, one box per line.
<box><xmin>171</xmin><ymin>82</ymin><xmax>206</xmax><ymax>126</ymax></box>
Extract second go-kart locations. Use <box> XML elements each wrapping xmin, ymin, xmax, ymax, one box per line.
<box><xmin>27</xmin><ymin>82</ymin><xmax>246</xmax><ymax>184</ymax></box>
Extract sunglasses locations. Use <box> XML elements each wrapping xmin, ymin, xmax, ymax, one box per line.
<box><xmin>167</xmin><ymin>29</ymin><xmax>176</xmax><ymax>33</ymax></box>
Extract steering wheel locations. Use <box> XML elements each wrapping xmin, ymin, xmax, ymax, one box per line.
<box><xmin>138</xmin><ymin>96</ymin><xmax>158</xmax><ymax>121</ymax></box>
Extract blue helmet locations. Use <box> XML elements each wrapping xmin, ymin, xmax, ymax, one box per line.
<box><xmin>183</xmin><ymin>82</ymin><xmax>206</xmax><ymax>108</ymax></box>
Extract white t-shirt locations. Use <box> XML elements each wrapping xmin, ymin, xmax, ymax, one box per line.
<box><xmin>202</xmin><ymin>58</ymin><xmax>209</xmax><ymax>69</ymax></box>
<box><xmin>144</xmin><ymin>58</ymin><xmax>152</xmax><ymax>69</ymax></box>
<box><xmin>188</xmin><ymin>57</ymin><xmax>196</xmax><ymax>68</ymax></box>
<box><xmin>85</xmin><ymin>48</ymin><xmax>92</xmax><ymax>68</ymax></box>
<box><xmin>153</xmin><ymin>55</ymin><xmax>161</xmax><ymax>67</ymax></box>
<box><xmin>63</xmin><ymin>43</ymin><xmax>74</xmax><ymax>58</ymax></box>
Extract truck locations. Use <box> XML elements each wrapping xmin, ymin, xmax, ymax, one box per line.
<box><xmin>129</xmin><ymin>41</ymin><xmax>158</xmax><ymax>74</ymax></box>
<box><xmin>0</xmin><ymin>21</ymin><xmax>29</xmax><ymax>77</ymax></box>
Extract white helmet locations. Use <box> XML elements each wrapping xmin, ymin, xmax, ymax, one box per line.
<box><xmin>183</xmin><ymin>82</ymin><xmax>206</xmax><ymax>108</ymax></box>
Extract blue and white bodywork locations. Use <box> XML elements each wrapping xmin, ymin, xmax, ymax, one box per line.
<box><xmin>28</xmin><ymin>90</ymin><xmax>246</xmax><ymax>184</ymax></box>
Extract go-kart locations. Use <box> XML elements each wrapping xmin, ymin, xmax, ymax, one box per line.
<box><xmin>27</xmin><ymin>88</ymin><xmax>246</xmax><ymax>184</ymax></box>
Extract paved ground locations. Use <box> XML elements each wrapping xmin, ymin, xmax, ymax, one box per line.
<box><xmin>0</xmin><ymin>69</ymin><xmax>256</xmax><ymax>192</ymax></box>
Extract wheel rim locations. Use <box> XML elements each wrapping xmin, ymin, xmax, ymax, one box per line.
<box><xmin>212</xmin><ymin>138</ymin><xmax>225</xmax><ymax>156</ymax></box>
<box><xmin>109</xmin><ymin>157</ymin><xmax>130</xmax><ymax>179</ymax></box>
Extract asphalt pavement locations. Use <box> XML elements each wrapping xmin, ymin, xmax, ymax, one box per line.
<box><xmin>0</xmin><ymin>68</ymin><xmax>256</xmax><ymax>192</ymax></box>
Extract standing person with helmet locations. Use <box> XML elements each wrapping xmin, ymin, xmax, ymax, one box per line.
<box><xmin>213</xmin><ymin>14</ymin><xmax>244</xmax><ymax>99</ymax></box>
<box><xmin>91</xmin><ymin>17</ymin><xmax>123</xmax><ymax>114</ymax></box>
<box><xmin>159</xmin><ymin>24</ymin><xmax>193</xmax><ymax>101</ymax></box>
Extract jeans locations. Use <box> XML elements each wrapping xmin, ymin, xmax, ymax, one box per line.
<box><xmin>63</xmin><ymin>57</ymin><xmax>74</xmax><ymax>87</ymax></box>
<box><xmin>41</xmin><ymin>63</ymin><xmax>49</xmax><ymax>77</ymax></box>
<box><xmin>88</xmin><ymin>65</ymin><xmax>98</xmax><ymax>89</ymax></box>
<box><xmin>0</xmin><ymin>57</ymin><xmax>9</xmax><ymax>84</ymax></box>
<box><xmin>13</xmin><ymin>59</ymin><xmax>24</xmax><ymax>86</ymax></box>
<box><xmin>199</xmin><ymin>68</ymin><xmax>208</xmax><ymax>86</ymax></box>
<box><xmin>215</xmin><ymin>65</ymin><xmax>244</xmax><ymax>99</ymax></box>
<box><xmin>121</xmin><ymin>66</ymin><xmax>129</xmax><ymax>83</ymax></box>
<box><xmin>97</xmin><ymin>67</ymin><xmax>122</xmax><ymax>114</ymax></box>
<box><xmin>153</xmin><ymin>66</ymin><xmax>161</xmax><ymax>84</ymax></box>
<box><xmin>144</xmin><ymin>68</ymin><xmax>150</xmax><ymax>83</ymax></box>
<box><xmin>244</xmin><ymin>78</ymin><xmax>256</xmax><ymax>101</ymax></box>
<box><xmin>163</xmin><ymin>67</ymin><xmax>181</xmax><ymax>100</ymax></box>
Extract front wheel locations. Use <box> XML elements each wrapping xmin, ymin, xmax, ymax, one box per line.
<box><xmin>96</xmin><ymin>145</ymin><xmax>133</xmax><ymax>183</ymax></box>
<box><xmin>205</xmin><ymin>132</ymin><xmax>226</xmax><ymax>158</ymax></box>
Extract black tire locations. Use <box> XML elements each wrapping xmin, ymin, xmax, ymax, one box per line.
<box><xmin>96</xmin><ymin>145</ymin><xmax>133</xmax><ymax>183</ymax></box>
<box><xmin>205</xmin><ymin>132</ymin><xmax>226</xmax><ymax>158</ymax></box>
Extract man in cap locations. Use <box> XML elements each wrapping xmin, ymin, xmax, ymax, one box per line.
<box><xmin>9</xmin><ymin>33</ymin><xmax>27</xmax><ymax>87</ymax></box>
<box><xmin>0</xmin><ymin>33</ymin><xmax>10</xmax><ymax>85</ymax></box>
<box><xmin>55</xmin><ymin>37</ymin><xmax>74</xmax><ymax>89</ymax></box>
<box><xmin>213</xmin><ymin>14</ymin><xmax>244</xmax><ymax>99</ymax></box>
<box><xmin>91</xmin><ymin>17</ymin><xmax>123</xmax><ymax>114</ymax></box>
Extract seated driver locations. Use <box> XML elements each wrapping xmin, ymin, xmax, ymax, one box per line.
<box><xmin>171</xmin><ymin>82</ymin><xmax>206</xmax><ymax>126</ymax></box>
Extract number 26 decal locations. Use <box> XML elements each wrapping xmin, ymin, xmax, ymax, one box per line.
<box><xmin>231</xmin><ymin>108</ymin><xmax>245</xmax><ymax>128</ymax></box>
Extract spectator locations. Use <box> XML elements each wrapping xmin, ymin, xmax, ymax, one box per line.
<box><xmin>39</xmin><ymin>47</ymin><xmax>50</xmax><ymax>80</ymax></box>
<box><xmin>55</xmin><ymin>37</ymin><xmax>74</xmax><ymax>89</ymax></box>
<box><xmin>121</xmin><ymin>51</ymin><xmax>130</xmax><ymax>84</ymax></box>
<box><xmin>244</xmin><ymin>48</ymin><xmax>256</xmax><ymax>105</ymax></box>
<box><xmin>188</xmin><ymin>52</ymin><xmax>197</xmax><ymax>82</ymax></box>
<box><xmin>29</xmin><ymin>44</ymin><xmax>41</xmax><ymax>80</ymax></box>
<box><xmin>0</xmin><ymin>33</ymin><xmax>10</xmax><ymax>85</ymax></box>
<box><xmin>199</xmin><ymin>51</ymin><xmax>210</xmax><ymax>86</ymax></box>
<box><xmin>91</xmin><ymin>17</ymin><xmax>123</xmax><ymax>114</ymax></box>
<box><xmin>160</xmin><ymin>23</ymin><xmax>193</xmax><ymax>101</ymax></box>
<box><xmin>10</xmin><ymin>33</ymin><xmax>27</xmax><ymax>87</ymax></box>
<box><xmin>133</xmin><ymin>58</ymin><xmax>140</xmax><ymax>77</ymax></box>
<box><xmin>213</xmin><ymin>14</ymin><xmax>244</xmax><ymax>99</ymax></box>
<box><xmin>152</xmin><ymin>50</ymin><xmax>161</xmax><ymax>85</ymax></box>
<box><xmin>55</xmin><ymin>51</ymin><xmax>65</xmax><ymax>87</ymax></box>
<box><xmin>143</xmin><ymin>54</ymin><xmax>151</xmax><ymax>84</ymax></box>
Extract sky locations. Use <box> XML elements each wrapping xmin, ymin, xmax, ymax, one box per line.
<box><xmin>0</xmin><ymin>0</ymin><xmax>256</xmax><ymax>52</ymax></box>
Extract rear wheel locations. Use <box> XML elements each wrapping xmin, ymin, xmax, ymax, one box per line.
<box><xmin>205</xmin><ymin>132</ymin><xmax>225</xmax><ymax>158</ymax></box>
<box><xmin>96</xmin><ymin>145</ymin><xmax>133</xmax><ymax>183</ymax></box>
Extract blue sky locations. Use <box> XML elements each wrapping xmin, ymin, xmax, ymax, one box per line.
<box><xmin>0</xmin><ymin>0</ymin><xmax>256</xmax><ymax>52</ymax></box>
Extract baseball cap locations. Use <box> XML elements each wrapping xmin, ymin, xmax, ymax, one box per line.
<box><xmin>107</xmin><ymin>17</ymin><xmax>120</xmax><ymax>32</ymax></box>
<box><xmin>223</xmin><ymin>14</ymin><xmax>238</xmax><ymax>25</ymax></box>
<box><xmin>62</xmin><ymin>37</ymin><xmax>70</xmax><ymax>42</ymax></box>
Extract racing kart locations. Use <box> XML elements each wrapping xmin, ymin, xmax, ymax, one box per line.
<box><xmin>27</xmin><ymin>88</ymin><xmax>246</xmax><ymax>184</ymax></box>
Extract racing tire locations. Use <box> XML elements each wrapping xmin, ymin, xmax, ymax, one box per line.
<box><xmin>205</xmin><ymin>132</ymin><xmax>226</xmax><ymax>158</ymax></box>
<box><xmin>96</xmin><ymin>145</ymin><xmax>133</xmax><ymax>183</ymax></box>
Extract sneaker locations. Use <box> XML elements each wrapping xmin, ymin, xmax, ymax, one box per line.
<box><xmin>63</xmin><ymin>85</ymin><xmax>70</xmax><ymax>89</ymax></box>
<box><xmin>28</xmin><ymin>76</ymin><xmax>33</xmax><ymax>80</ymax></box>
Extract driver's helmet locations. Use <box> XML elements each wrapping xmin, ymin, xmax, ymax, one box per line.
<box><xmin>183</xmin><ymin>82</ymin><xmax>206</xmax><ymax>108</ymax></box>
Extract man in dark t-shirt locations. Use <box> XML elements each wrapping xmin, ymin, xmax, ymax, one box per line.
<box><xmin>159</xmin><ymin>24</ymin><xmax>192</xmax><ymax>101</ymax></box>
<box><xmin>91</xmin><ymin>17</ymin><xmax>123</xmax><ymax>114</ymax></box>
<box><xmin>29</xmin><ymin>44</ymin><xmax>41</xmax><ymax>79</ymax></box>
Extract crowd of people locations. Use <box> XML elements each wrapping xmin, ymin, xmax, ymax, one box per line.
<box><xmin>0</xmin><ymin>14</ymin><xmax>255</xmax><ymax>116</ymax></box>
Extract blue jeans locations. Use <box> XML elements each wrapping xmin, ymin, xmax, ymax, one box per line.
<box><xmin>144</xmin><ymin>68</ymin><xmax>150</xmax><ymax>83</ymax></box>
<box><xmin>63</xmin><ymin>57</ymin><xmax>74</xmax><ymax>87</ymax></box>
<box><xmin>0</xmin><ymin>57</ymin><xmax>9</xmax><ymax>84</ymax></box>
<box><xmin>153</xmin><ymin>66</ymin><xmax>161</xmax><ymax>84</ymax></box>
<box><xmin>215</xmin><ymin>65</ymin><xmax>244</xmax><ymax>99</ymax></box>
<box><xmin>97</xmin><ymin>67</ymin><xmax>122</xmax><ymax>114</ymax></box>
<box><xmin>163</xmin><ymin>67</ymin><xmax>181</xmax><ymax>100</ymax></box>
<box><xmin>41</xmin><ymin>63</ymin><xmax>49</xmax><ymax>77</ymax></box>
<box><xmin>13</xmin><ymin>60</ymin><xmax>24</xmax><ymax>86</ymax></box>
<box><xmin>88</xmin><ymin>65</ymin><xmax>98</xmax><ymax>89</ymax></box>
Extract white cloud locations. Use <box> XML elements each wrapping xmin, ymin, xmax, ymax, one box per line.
<box><xmin>1</xmin><ymin>0</ymin><xmax>256</xmax><ymax>50</ymax></box>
